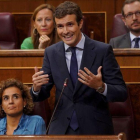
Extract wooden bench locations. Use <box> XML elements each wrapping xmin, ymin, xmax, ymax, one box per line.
<box><xmin>0</xmin><ymin>133</ymin><xmax>126</xmax><ymax>140</ymax></box>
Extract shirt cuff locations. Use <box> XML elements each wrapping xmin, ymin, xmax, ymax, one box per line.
<box><xmin>102</xmin><ymin>83</ymin><xmax>107</xmax><ymax>96</ymax></box>
<box><xmin>32</xmin><ymin>86</ymin><xmax>40</xmax><ymax>96</ymax></box>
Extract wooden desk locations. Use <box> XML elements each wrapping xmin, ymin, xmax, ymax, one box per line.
<box><xmin>114</xmin><ymin>48</ymin><xmax>140</xmax><ymax>84</ymax></box>
<box><xmin>0</xmin><ymin>49</ymin><xmax>139</xmax><ymax>84</ymax></box>
<box><xmin>0</xmin><ymin>133</ymin><xmax>126</xmax><ymax>140</ymax></box>
<box><xmin>114</xmin><ymin>49</ymin><xmax>140</xmax><ymax>138</ymax></box>
<box><xmin>0</xmin><ymin>50</ymin><xmax>44</xmax><ymax>84</ymax></box>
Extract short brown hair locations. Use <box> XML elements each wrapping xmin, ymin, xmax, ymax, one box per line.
<box><xmin>54</xmin><ymin>1</ymin><xmax>83</xmax><ymax>25</ymax></box>
<box><xmin>0</xmin><ymin>79</ymin><xmax>34</xmax><ymax>117</ymax></box>
<box><xmin>122</xmin><ymin>0</ymin><xmax>140</xmax><ymax>17</ymax></box>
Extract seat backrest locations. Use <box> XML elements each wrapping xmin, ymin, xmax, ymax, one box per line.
<box><xmin>110</xmin><ymin>14</ymin><xmax>129</xmax><ymax>38</ymax></box>
<box><xmin>32</xmin><ymin>100</ymin><xmax>51</xmax><ymax>128</ymax></box>
<box><xmin>0</xmin><ymin>13</ymin><xmax>19</xmax><ymax>49</ymax></box>
<box><xmin>109</xmin><ymin>86</ymin><xmax>135</xmax><ymax>140</ymax></box>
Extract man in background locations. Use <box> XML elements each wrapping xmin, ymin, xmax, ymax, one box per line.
<box><xmin>109</xmin><ymin>0</ymin><xmax>140</xmax><ymax>48</ymax></box>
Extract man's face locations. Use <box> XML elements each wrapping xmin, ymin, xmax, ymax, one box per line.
<box><xmin>122</xmin><ymin>1</ymin><xmax>140</xmax><ymax>35</ymax></box>
<box><xmin>55</xmin><ymin>14</ymin><xmax>83</xmax><ymax>47</ymax></box>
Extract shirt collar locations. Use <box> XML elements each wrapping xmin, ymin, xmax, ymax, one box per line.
<box><xmin>0</xmin><ymin>117</ymin><xmax>6</xmax><ymax>131</ymax></box>
<box><xmin>130</xmin><ymin>32</ymin><xmax>140</xmax><ymax>42</ymax></box>
<box><xmin>64</xmin><ymin>33</ymin><xmax>85</xmax><ymax>51</ymax></box>
<box><xmin>18</xmin><ymin>114</ymin><xmax>27</xmax><ymax>128</ymax></box>
<box><xmin>0</xmin><ymin>114</ymin><xmax>28</xmax><ymax>132</ymax></box>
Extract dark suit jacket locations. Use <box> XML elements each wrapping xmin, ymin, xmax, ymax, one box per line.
<box><xmin>30</xmin><ymin>35</ymin><xmax>127</xmax><ymax>135</ymax></box>
<box><xmin>109</xmin><ymin>33</ymin><xmax>131</xmax><ymax>48</ymax></box>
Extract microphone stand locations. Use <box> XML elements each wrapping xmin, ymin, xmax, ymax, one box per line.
<box><xmin>46</xmin><ymin>78</ymin><xmax>68</xmax><ymax>134</ymax></box>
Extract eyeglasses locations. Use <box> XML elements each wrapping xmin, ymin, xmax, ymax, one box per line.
<box><xmin>124</xmin><ymin>11</ymin><xmax>140</xmax><ymax>19</ymax></box>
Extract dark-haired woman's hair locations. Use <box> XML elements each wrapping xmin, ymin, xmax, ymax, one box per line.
<box><xmin>0</xmin><ymin>78</ymin><xmax>34</xmax><ymax>118</ymax></box>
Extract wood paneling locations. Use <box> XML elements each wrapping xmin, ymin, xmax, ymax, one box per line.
<box><xmin>114</xmin><ymin>49</ymin><xmax>140</xmax><ymax>138</ymax></box>
<box><xmin>1</xmin><ymin>49</ymin><xmax>140</xmax><ymax>83</ymax></box>
<box><xmin>0</xmin><ymin>50</ymin><xmax>43</xmax><ymax>84</ymax></box>
<box><xmin>115</xmin><ymin>49</ymin><xmax>140</xmax><ymax>83</ymax></box>
<box><xmin>12</xmin><ymin>12</ymin><xmax>106</xmax><ymax>46</ymax></box>
<box><xmin>0</xmin><ymin>50</ymin><xmax>44</xmax><ymax>67</ymax></box>
<box><xmin>0</xmin><ymin>0</ymin><xmax>45</xmax><ymax>12</ymax></box>
<box><xmin>83</xmin><ymin>12</ymin><xmax>107</xmax><ymax>43</ymax></box>
<box><xmin>13</xmin><ymin>13</ymin><xmax>32</xmax><ymax>46</ymax></box>
<box><xmin>0</xmin><ymin>0</ymin><xmax>125</xmax><ymax>43</ymax></box>
<box><xmin>46</xmin><ymin>0</ymin><xmax>115</xmax><ymax>42</ymax></box>
<box><xmin>115</xmin><ymin>0</ymin><xmax>124</xmax><ymax>14</ymax></box>
<box><xmin>128</xmin><ymin>84</ymin><xmax>140</xmax><ymax>138</ymax></box>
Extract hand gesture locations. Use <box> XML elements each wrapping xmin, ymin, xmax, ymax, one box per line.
<box><xmin>78</xmin><ymin>66</ymin><xmax>104</xmax><ymax>90</ymax></box>
<box><xmin>39</xmin><ymin>35</ymin><xmax>50</xmax><ymax>49</ymax></box>
<box><xmin>32</xmin><ymin>67</ymin><xmax>49</xmax><ymax>92</ymax></box>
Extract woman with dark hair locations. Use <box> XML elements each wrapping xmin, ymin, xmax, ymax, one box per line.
<box><xmin>0</xmin><ymin>78</ymin><xmax>46</xmax><ymax>135</ymax></box>
<box><xmin>21</xmin><ymin>4</ymin><xmax>60</xmax><ymax>49</ymax></box>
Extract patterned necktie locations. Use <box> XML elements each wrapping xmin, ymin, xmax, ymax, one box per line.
<box><xmin>69</xmin><ymin>47</ymin><xmax>79</xmax><ymax>131</ymax></box>
<box><xmin>134</xmin><ymin>38</ymin><xmax>140</xmax><ymax>48</ymax></box>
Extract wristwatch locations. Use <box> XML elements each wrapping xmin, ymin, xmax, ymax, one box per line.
<box><xmin>96</xmin><ymin>83</ymin><xmax>105</xmax><ymax>93</ymax></box>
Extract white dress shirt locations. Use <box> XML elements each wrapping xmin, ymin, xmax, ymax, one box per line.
<box><xmin>64</xmin><ymin>33</ymin><xmax>107</xmax><ymax>96</ymax></box>
<box><xmin>130</xmin><ymin>32</ymin><xmax>140</xmax><ymax>48</ymax></box>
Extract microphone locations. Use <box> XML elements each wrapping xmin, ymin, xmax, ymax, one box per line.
<box><xmin>46</xmin><ymin>78</ymin><xmax>68</xmax><ymax>134</ymax></box>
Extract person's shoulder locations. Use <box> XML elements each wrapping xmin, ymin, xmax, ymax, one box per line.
<box><xmin>93</xmin><ymin>40</ymin><xmax>109</xmax><ymax>47</ymax></box>
<box><xmin>0</xmin><ymin>117</ymin><xmax>5</xmax><ymax>123</ymax></box>
<box><xmin>85</xmin><ymin>34</ymin><xmax>106</xmax><ymax>44</ymax></box>
<box><xmin>85</xmin><ymin>35</ymin><xmax>110</xmax><ymax>49</ymax></box>
<box><xmin>22</xmin><ymin>37</ymin><xmax>32</xmax><ymax>42</ymax></box>
<box><xmin>27</xmin><ymin>115</ymin><xmax>43</xmax><ymax>119</ymax></box>
<box><xmin>45</xmin><ymin>41</ymin><xmax>63</xmax><ymax>51</ymax></box>
<box><xmin>22</xmin><ymin>37</ymin><xmax>33</xmax><ymax>45</ymax></box>
<box><xmin>0</xmin><ymin>117</ymin><xmax>6</xmax><ymax>127</ymax></box>
<box><xmin>27</xmin><ymin>115</ymin><xmax>46</xmax><ymax>127</ymax></box>
<box><xmin>21</xmin><ymin>115</ymin><xmax>46</xmax><ymax>134</ymax></box>
<box><xmin>26</xmin><ymin>115</ymin><xmax>44</xmax><ymax>122</ymax></box>
<box><xmin>21</xmin><ymin>37</ymin><xmax>33</xmax><ymax>49</ymax></box>
<box><xmin>49</xmin><ymin>40</ymin><xmax>63</xmax><ymax>48</ymax></box>
<box><xmin>110</xmin><ymin>34</ymin><xmax>128</xmax><ymax>41</ymax></box>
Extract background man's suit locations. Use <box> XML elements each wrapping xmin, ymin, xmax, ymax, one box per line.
<box><xmin>30</xmin><ymin>35</ymin><xmax>127</xmax><ymax>135</ymax></box>
<box><xmin>109</xmin><ymin>33</ymin><xmax>131</xmax><ymax>48</ymax></box>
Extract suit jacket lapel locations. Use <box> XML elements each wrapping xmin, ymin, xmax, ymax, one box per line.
<box><xmin>55</xmin><ymin>42</ymin><xmax>74</xmax><ymax>94</ymax></box>
<box><xmin>74</xmin><ymin>36</ymin><xmax>96</xmax><ymax>94</ymax></box>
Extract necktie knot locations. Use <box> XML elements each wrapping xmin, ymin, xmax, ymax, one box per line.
<box><xmin>134</xmin><ymin>38</ymin><xmax>140</xmax><ymax>48</ymax></box>
<box><xmin>69</xmin><ymin>47</ymin><xmax>76</xmax><ymax>54</ymax></box>
<box><xmin>134</xmin><ymin>37</ymin><xmax>140</xmax><ymax>43</ymax></box>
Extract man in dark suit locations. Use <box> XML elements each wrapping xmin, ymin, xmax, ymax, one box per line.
<box><xmin>30</xmin><ymin>1</ymin><xmax>127</xmax><ymax>135</ymax></box>
<box><xmin>109</xmin><ymin>0</ymin><xmax>140</xmax><ymax>48</ymax></box>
